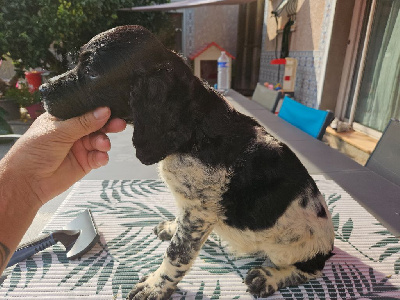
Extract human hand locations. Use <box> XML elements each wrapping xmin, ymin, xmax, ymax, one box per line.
<box><xmin>1</xmin><ymin>107</ymin><xmax>126</xmax><ymax>207</ymax></box>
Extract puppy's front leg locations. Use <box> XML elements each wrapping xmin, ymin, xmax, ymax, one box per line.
<box><xmin>154</xmin><ymin>218</ymin><xmax>177</xmax><ymax>241</ymax></box>
<box><xmin>127</xmin><ymin>210</ymin><xmax>214</xmax><ymax>300</ymax></box>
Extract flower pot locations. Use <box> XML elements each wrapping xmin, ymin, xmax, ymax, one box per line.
<box><xmin>25</xmin><ymin>71</ymin><xmax>43</xmax><ymax>92</ymax></box>
<box><xmin>0</xmin><ymin>98</ymin><xmax>20</xmax><ymax>120</ymax></box>
<box><xmin>26</xmin><ymin>102</ymin><xmax>44</xmax><ymax>120</ymax></box>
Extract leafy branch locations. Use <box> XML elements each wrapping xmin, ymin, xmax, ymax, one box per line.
<box><xmin>327</xmin><ymin>193</ymin><xmax>376</xmax><ymax>262</ymax></box>
<box><xmin>199</xmin><ymin>233</ymin><xmax>264</xmax><ymax>281</ymax></box>
<box><xmin>0</xmin><ymin>0</ymin><xmax>174</xmax><ymax>76</ymax></box>
<box><xmin>369</xmin><ymin>225</ymin><xmax>400</xmax><ymax>274</ymax></box>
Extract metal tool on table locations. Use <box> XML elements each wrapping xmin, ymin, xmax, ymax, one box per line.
<box><xmin>7</xmin><ymin>209</ymin><xmax>99</xmax><ymax>268</ymax></box>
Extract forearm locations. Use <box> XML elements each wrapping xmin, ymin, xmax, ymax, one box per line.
<box><xmin>0</xmin><ymin>109</ymin><xmax>122</xmax><ymax>275</ymax></box>
<box><xmin>0</xmin><ymin>157</ymin><xmax>41</xmax><ymax>275</ymax></box>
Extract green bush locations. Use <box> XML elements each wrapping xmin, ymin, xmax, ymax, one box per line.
<box><xmin>0</xmin><ymin>107</ymin><xmax>13</xmax><ymax>135</ymax></box>
<box><xmin>4</xmin><ymin>84</ymin><xmax>41</xmax><ymax>108</ymax></box>
<box><xmin>0</xmin><ymin>0</ymin><xmax>172</xmax><ymax>75</ymax></box>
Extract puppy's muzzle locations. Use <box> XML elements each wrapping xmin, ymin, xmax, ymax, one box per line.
<box><xmin>39</xmin><ymin>83</ymin><xmax>49</xmax><ymax>98</ymax></box>
<box><xmin>39</xmin><ymin>83</ymin><xmax>55</xmax><ymax>115</ymax></box>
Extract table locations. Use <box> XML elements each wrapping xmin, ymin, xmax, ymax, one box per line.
<box><xmin>226</xmin><ymin>89</ymin><xmax>400</xmax><ymax>238</ymax></box>
<box><xmin>2</xmin><ymin>178</ymin><xmax>400</xmax><ymax>299</ymax></box>
<box><xmin>2</xmin><ymin>89</ymin><xmax>400</xmax><ymax>299</ymax></box>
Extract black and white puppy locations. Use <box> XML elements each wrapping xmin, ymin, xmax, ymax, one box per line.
<box><xmin>40</xmin><ymin>25</ymin><xmax>334</xmax><ymax>299</ymax></box>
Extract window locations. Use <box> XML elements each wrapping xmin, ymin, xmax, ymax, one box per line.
<box><xmin>338</xmin><ymin>0</ymin><xmax>400</xmax><ymax>137</ymax></box>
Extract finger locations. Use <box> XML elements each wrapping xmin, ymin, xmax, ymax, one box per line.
<box><xmin>101</xmin><ymin>118</ymin><xmax>127</xmax><ymax>133</ymax></box>
<box><xmin>60</xmin><ymin>107</ymin><xmax>111</xmax><ymax>141</ymax></box>
<box><xmin>87</xmin><ymin>151</ymin><xmax>109</xmax><ymax>169</ymax></box>
<box><xmin>82</xmin><ymin>132</ymin><xmax>111</xmax><ymax>152</ymax></box>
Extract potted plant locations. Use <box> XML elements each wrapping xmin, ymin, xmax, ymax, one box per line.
<box><xmin>0</xmin><ymin>59</ymin><xmax>21</xmax><ymax>121</ymax></box>
<box><xmin>0</xmin><ymin>106</ymin><xmax>13</xmax><ymax>134</ymax></box>
<box><xmin>4</xmin><ymin>83</ymin><xmax>43</xmax><ymax>120</ymax></box>
<box><xmin>0</xmin><ymin>106</ymin><xmax>15</xmax><ymax>144</ymax></box>
<box><xmin>0</xmin><ymin>95</ymin><xmax>20</xmax><ymax>121</ymax></box>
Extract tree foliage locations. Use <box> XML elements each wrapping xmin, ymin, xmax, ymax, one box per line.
<box><xmin>0</xmin><ymin>0</ymin><xmax>173</xmax><ymax>77</ymax></box>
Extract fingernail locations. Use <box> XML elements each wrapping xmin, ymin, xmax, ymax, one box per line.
<box><xmin>93</xmin><ymin>107</ymin><xmax>109</xmax><ymax>120</ymax></box>
<box><xmin>99</xmin><ymin>159</ymin><xmax>109</xmax><ymax>167</ymax></box>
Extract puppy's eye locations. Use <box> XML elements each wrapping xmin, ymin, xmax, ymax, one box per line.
<box><xmin>85</xmin><ymin>67</ymin><xmax>99</xmax><ymax>79</ymax></box>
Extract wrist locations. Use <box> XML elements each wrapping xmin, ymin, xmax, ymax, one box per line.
<box><xmin>0</xmin><ymin>156</ymin><xmax>42</xmax><ymax>275</ymax></box>
<box><xmin>0</xmin><ymin>155</ymin><xmax>42</xmax><ymax>213</ymax></box>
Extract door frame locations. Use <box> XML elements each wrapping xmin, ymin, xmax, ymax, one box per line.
<box><xmin>336</xmin><ymin>0</ymin><xmax>382</xmax><ymax>139</ymax></box>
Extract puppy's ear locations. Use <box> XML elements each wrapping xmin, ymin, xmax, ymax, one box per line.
<box><xmin>129</xmin><ymin>55</ymin><xmax>196</xmax><ymax>165</ymax></box>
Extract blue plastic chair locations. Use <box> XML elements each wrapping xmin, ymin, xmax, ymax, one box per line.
<box><xmin>278</xmin><ymin>96</ymin><xmax>334</xmax><ymax>140</ymax></box>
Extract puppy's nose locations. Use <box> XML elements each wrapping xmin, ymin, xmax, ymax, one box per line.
<box><xmin>39</xmin><ymin>83</ymin><xmax>49</xmax><ymax>96</ymax></box>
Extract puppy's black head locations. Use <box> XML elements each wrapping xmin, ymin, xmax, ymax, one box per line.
<box><xmin>41</xmin><ymin>25</ymin><xmax>170</xmax><ymax>120</ymax></box>
<box><xmin>41</xmin><ymin>25</ymin><xmax>200</xmax><ymax>165</ymax></box>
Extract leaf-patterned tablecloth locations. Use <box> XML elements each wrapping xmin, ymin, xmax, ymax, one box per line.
<box><xmin>1</xmin><ymin>178</ymin><xmax>400</xmax><ymax>299</ymax></box>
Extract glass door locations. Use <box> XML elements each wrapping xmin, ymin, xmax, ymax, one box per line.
<box><xmin>346</xmin><ymin>0</ymin><xmax>400</xmax><ymax>134</ymax></box>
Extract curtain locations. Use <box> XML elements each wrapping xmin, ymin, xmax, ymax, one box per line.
<box><xmin>354</xmin><ymin>0</ymin><xmax>400</xmax><ymax>132</ymax></box>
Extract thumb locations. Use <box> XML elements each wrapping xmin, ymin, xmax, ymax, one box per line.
<box><xmin>61</xmin><ymin>107</ymin><xmax>111</xmax><ymax>140</ymax></box>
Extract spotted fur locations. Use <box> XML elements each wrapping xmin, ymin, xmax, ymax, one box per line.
<box><xmin>40</xmin><ymin>25</ymin><xmax>335</xmax><ymax>299</ymax></box>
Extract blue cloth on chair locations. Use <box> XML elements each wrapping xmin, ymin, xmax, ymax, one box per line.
<box><xmin>278</xmin><ymin>96</ymin><xmax>331</xmax><ymax>140</ymax></box>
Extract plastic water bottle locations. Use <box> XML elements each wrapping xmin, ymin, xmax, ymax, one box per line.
<box><xmin>217</xmin><ymin>51</ymin><xmax>230</xmax><ymax>93</ymax></box>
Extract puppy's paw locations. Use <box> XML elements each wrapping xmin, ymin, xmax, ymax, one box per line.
<box><xmin>126</xmin><ymin>275</ymin><xmax>175</xmax><ymax>300</ymax></box>
<box><xmin>153</xmin><ymin>219</ymin><xmax>176</xmax><ymax>241</ymax></box>
<box><xmin>245</xmin><ymin>267</ymin><xmax>277</xmax><ymax>298</ymax></box>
